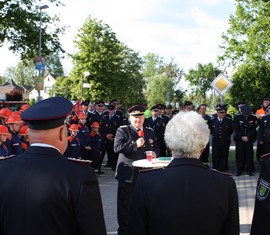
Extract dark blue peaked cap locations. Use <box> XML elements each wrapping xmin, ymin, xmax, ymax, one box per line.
<box><xmin>21</xmin><ymin>97</ymin><xmax>73</xmax><ymax>130</ymax></box>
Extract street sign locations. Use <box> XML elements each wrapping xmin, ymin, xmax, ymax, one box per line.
<box><xmin>83</xmin><ymin>83</ymin><xmax>91</xmax><ymax>88</ymax></box>
<box><xmin>211</xmin><ymin>73</ymin><xmax>233</xmax><ymax>95</ymax></box>
<box><xmin>34</xmin><ymin>76</ymin><xmax>43</xmax><ymax>90</ymax></box>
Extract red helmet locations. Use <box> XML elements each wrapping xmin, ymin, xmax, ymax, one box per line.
<box><xmin>6</xmin><ymin>114</ymin><xmax>22</xmax><ymax>124</ymax></box>
<box><xmin>0</xmin><ymin>125</ymin><xmax>10</xmax><ymax>135</ymax></box>
<box><xmin>20</xmin><ymin>104</ymin><xmax>30</xmax><ymax>112</ymax></box>
<box><xmin>19</xmin><ymin>125</ymin><xmax>28</xmax><ymax>135</ymax></box>
<box><xmin>68</xmin><ymin>124</ymin><xmax>79</xmax><ymax>131</ymax></box>
<box><xmin>91</xmin><ymin>122</ymin><xmax>100</xmax><ymax>128</ymax></box>
<box><xmin>0</xmin><ymin>108</ymin><xmax>12</xmax><ymax>118</ymax></box>
<box><xmin>12</xmin><ymin>111</ymin><xmax>21</xmax><ymax>116</ymax></box>
<box><xmin>78</xmin><ymin>113</ymin><xmax>87</xmax><ymax>119</ymax></box>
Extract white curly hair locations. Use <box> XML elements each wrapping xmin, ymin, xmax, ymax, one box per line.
<box><xmin>164</xmin><ymin>111</ymin><xmax>210</xmax><ymax>158</ymax></box>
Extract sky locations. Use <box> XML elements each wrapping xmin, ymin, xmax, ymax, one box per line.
<box><xmin>0</xmin><ymin>0</ymin><xmax>236</xmax><ymax>77</ymax></box>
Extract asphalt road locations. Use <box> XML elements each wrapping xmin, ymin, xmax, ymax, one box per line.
<box><xmin>98</xmin><ymin>167</ymin><xmax>118</xmax><ymax>235</ymax></box>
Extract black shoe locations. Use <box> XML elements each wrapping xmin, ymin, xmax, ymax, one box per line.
<box><xmin>248</xmin><ymin>172</ymin><xmax>254</xmax><ymax>176</ymax></box>
<box><xmin>104</xmin><ymin>164</ymin><xmax>111</xmax><ymax>168</ymax></box>
<box><xmin>236</xmin><ymin>171</ymin><xmax>242</xmax><ymax>176</ymax></box>
<box><xmin>97</xmin><ymin>170</ymin><xmax>105</xmax><ymax>175</ymax></box>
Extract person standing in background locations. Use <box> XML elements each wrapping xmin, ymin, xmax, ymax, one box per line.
<box><xmin>114</xmin><ymin>104</ymin><xmax>160</xmax><ymax>235</ymax></box>
<box><xmin>0</xmin><ymin>97</ymin><xmax>106</xmax><ymax>235</ymax></box>
<box><xmin>127</xmin><ymin>111</ymin><xmax>239</xmax><ymax>235</ymax></box>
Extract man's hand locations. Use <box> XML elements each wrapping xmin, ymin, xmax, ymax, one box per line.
<box><xmin>136</xmin><ymin>137</ymin><xmax>145</xmax><ymax>148</ymax></box>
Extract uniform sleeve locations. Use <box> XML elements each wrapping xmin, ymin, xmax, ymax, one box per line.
<box><xmin>221</xmin><ymin>179</ymin><xmax>240</xmax><ymax>235</ymax></box>
<box><xmin>114</xmin><ymin>127</ymin><xmax>137</xmax><ymax>154</ymax></box>
<box><xmin>251</xmin><ymin>159</ymin><xmax>270</xmax><ymax>234</ymax></box>
<box><xmin>127</xmin><ymin>176</ymin><xmax>147</xmax><ymax>235</ymax></box>
<box><xmin>75</xmin><ymin>170</ymin><xmax>106</xmax><ymax>235</ymax></box>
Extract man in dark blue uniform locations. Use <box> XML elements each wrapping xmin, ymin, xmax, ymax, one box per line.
<box><xmin>103</xmin><ymin>104</ymin><xmax>122</xmax><ymax>170</ymax></box>
<box><xmin>114</xmin><ymin>104</ymin><xmax>160</xmax><ymax>235</ymax></box>
<box><xmin>0</xmin><ymin>97</ymin><xmax>106</xmax><ymax>235</ymax></box>
<box><xmin>251</xmin><ymin>153</ymin><xmax>270</xmax><ymax>234</ymax></box>
<box><xmin>144</xmin><ymin>105</ymin><xmax>166</xmax><ymax>156</ymax></box>
<box><xmin>257</xmin><ymin>105</ymin><xmax>270</xmax><ymax>156</ymax></box>
<box><xmin>209</xmin><ymin>105</ymin><xmax>233</xmax><ymax>172</ymax></box>
<box><xmin>234</xmin><ymin>104</ymin><xmax>257</xmax><ymax>176</ymax></box>
<box><xmin>198</xmin><ymin>104</ymin><xmax>211</xmax><ymax>165</ymax></box>
<box><xmin>127</xmin><ymin>111</ymin><xmax>239</xmax><ymax>235</ymax></box>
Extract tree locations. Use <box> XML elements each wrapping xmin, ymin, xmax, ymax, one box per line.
<box><xmin>219</xmin><ymin>0</ymin><xmax>270</xmax><ymax>67</ymax></box>
<box><xmin>228</xmin><ymin>61</ymin><xmax>270</xmax><ymax>109</ymax></box>
<box><xmin>4</xmin><ymin>60</ymin><xmax>36</xmax><ymax>87</ymax></box>
<box><xmin>146</xmin><ymin>74</ymin><xmax>174</xmax><ymax>108</ymax></box>
<box><xmin>0</xmin><ymin>0</ymin><xmax>65</xmax><ymax>60</ymax></box>
<box><xmin>142</xmin><ymin>54</ymin><xmax>185</xmax><ymax>106</ymax></box>
<box><xmin>70</xmin><ymin>17</ymin><xmax>145</xmax><ymax>106</ymax></box>
<box><xmin>219</xmin><ymin>0</ymin><xmax>270</xmax><ymax>108</ymax></box>
<box><xmin>185</xmin><ymin>63</ymin><xmax>221</xmax><ymax>103</ymax></box>
<box><xmin>45</xmin><ymin>52</ymin><xmax>64</xmax><ymax>76</ymax></box>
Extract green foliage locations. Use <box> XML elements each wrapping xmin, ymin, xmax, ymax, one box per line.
<box><xmin>219</xmin><ymin>0</ymin><xmax>270</xmax><ymax>67</ymax></box>
<box><xmin>219</xmin><ymin>0</ymin><xmax>270</xmax><ymax>111</ymax></box>
<box><xmin>45</xmin><ymin>52</ymin><xmax>64</xmax><ymax>76</ymax></box>
<box><xmin>146</xmin><ymin>74</ymin><xmax>174</xmax><ymax>107</ymax></box>
<box><xmin>229</xmin><ymin>61</ymin><xmax>270</xmax><ymax>109</ymax></box>
<box><xmin>142</xmin><ymin>53</ymin><xmax>185</xmax><ymax>106</ymax></box>
<box><xmin>185</xmin><ymin>63</ymin><xmax>221</xmax><ymax>102</ymax></box>
<box><xmin>0</xmin><ymin>0</ymin><xmax>65</xmax><ymax>60</ymax></box>
<box><xmin>70</xmin><ymin>17</ymin><xmax>145</xmax><ymax>106</ymax></box>
<box><xmin>4</xmin><ymin>60</ymin><xmax>35</xmax><ymax>86</ymax></box>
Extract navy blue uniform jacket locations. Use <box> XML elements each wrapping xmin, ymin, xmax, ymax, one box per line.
<box><xmin>114</xmin><ymin>125</ymin><xmax>160</xmax><ymax>183</ymax></box>
<box><xmin>0</xmin><ymin>146</ymin><xmax>106</xmax><ymax>235</ymax></box>
<box><xmin>251</xmin><ymin>157</ymin><xmax>270</xmax><ymax>234</ymax></box>
<box><xmin>127</xmin><ymin>157</ymin><xmax>239</xmax><ymax>235</ymax></box>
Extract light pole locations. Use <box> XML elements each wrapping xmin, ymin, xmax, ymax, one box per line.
<box><xmin>37</xmin><ymin>4</ymin><xmax>49</xmax><ymax>102</ymax></box>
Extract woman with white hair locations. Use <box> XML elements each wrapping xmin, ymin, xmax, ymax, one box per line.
<box><xmin>127</xmin><ymin>111</ymin><xmax>239</xmax><ymax>235</ymax></box>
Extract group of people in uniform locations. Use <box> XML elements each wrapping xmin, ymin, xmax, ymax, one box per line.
<box><xmin>1</xmin><ymin>97</ymin><xmax>270</xmax><ymax>234</ymax></box>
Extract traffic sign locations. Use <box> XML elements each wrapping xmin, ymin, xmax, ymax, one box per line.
<box><xmin>211</xmin><ymin>73</ymin><xmax>233</xmax><ymax>95</ymax></box>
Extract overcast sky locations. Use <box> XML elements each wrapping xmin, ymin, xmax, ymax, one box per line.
<box><xmin>0</xmin><ymin>0</ymin><xmax>236</xmax><ymax>76</ymax></box>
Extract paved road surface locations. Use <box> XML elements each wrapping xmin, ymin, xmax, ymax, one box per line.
<box><xmin>98</xmin><ymin>162</ymin><xmax>260</xmax><ymax>235</ymax></box>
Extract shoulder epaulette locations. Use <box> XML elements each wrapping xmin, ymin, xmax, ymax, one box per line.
<box><xmin>139</xmin><ymin>167</ymin><xmax>163</xmax><ymax>173</ymax></box>
<box><xmin>0</xmin><ymin>155</ymin><xmax>16</xmax><ymax>161</ymax></box>
<box><xmin>67</xmin><ymin>157</ymin><xmax>91</xmax><ymax>166</ymax></box>
<box><xmin>120</xmin><ymin>125</ymin><xmax>128</xmax><ymax>128</ymax></box>
<box><xmin>224</xmin><ymin>116</ymin><xmax>232</xmax><ymax>120</ymax></box>
<box><xmin>145</xmin><ymin>126</ymin><xmax>154</xmax><ymax>131</ymax></box>
<box><xmin>211</xmin><ymin>169</ymin><xmax>233</xmax><ymax>176</ymax></box>
<box><xmin>211</xmin><ymin>116</ymin><xmax>216</xmax><ymax>120</ymax></box>
<box><xmin>261</xmin><ymin>153</ymin><xmax>270</xmax><ymax>160</ymax></box>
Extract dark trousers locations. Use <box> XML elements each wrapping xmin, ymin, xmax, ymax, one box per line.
<box><xmin>117</xmin><ymin>181</ymin><xmax>135</xmax><ymax>235</ymax></box>
<box><xmin>256</xmin><ymin>142</ymin><xmax>264</xmax><ymax>162</ymax></box>
<box><xmin>106</xmin><ymin>141</ymin><xmax>119</xmax><ymax>170</ymax></box>
<box><xmin>236</xmin><ymin>140</ymin><xmax>254</xmax><ymax>173</ymax></box>
<box><xmin>212</xmin><ymin>144</ymin><xmax>230</xmax><ymax>172</ymax></box>
<box><xmin>262</xmin><ymin>143</ymin><xmax>270</xmax><ymax>157</ymax></box>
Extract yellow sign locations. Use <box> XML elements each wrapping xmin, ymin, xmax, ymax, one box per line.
<box><xmin>211</xmin><ymin>73</ymin><xmax>233</xmax><ymax>95</ymax></box>
<box><xmin>34</xmin><ymin>76</ymin><xmax>44</xmax><ymax>90</ymax></box>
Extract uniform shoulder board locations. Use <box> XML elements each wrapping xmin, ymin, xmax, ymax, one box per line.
<box><xmin>0</xmin><ymin>155</ymin><xmax>16</xmax><ymax>161</ymax></box>
<box><xmin>120</xmin><ymin>125</ymin><xmax>128</xmax><ymax>128</ymax></box>
<box><xmin>145</xmin><ymin>126</ymin><xmax>154</xmax><ymax>131</ymax></box>
<box><xmin>67</xmin><ymin>158</ymin><xmax>91</xmax><ymax>166</ymax></box>
<box><xmin>139</xmin><ymin>167</ymin><xmax>163</xmax><ymax>173</ymax></box>
<box><xmin>234</xmin><ymin>113</ymin><xmax>241</xmax><ymax>116</ymax></box>
<box><xmin>261</xmin><ymin>153</ymin><xmax>270</xmax><ymax>161</ymax></box>
<box><xmin>224</xmin><ymin>116</ymin><xmax>232</xmax><ymax>120</ymax></box>
<box><xmin>211</xmin><ymin>169</ymin><xmax>233</xmax><ymax>176</ymax></box>
<box><xmin>211</xmin><ymin>116</ymin><xmax>215</xmax><ymax>120</ymax></box>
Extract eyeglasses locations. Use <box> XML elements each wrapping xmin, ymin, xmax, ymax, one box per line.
<box><xmin>218</xmin><ymin>111</ymin><xmax>225</xmax><ymax>114</ymax></box>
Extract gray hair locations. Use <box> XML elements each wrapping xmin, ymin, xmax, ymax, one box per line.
<box><xmin>164</xmin><ymin>111</ymin><xmax>210</xmax><ymax>158</ymax></box>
